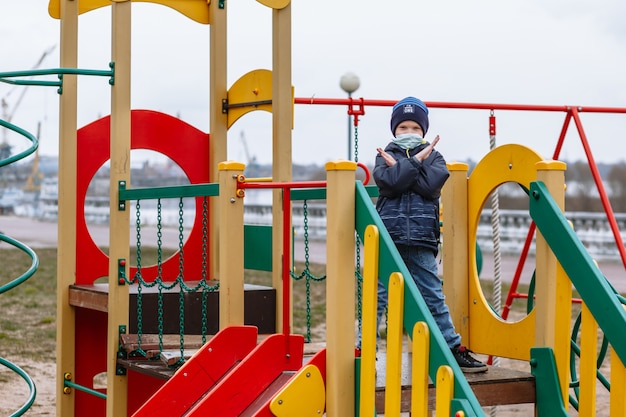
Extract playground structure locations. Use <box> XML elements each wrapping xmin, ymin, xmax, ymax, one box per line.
<box><xmin>1</xmin><ymin>1</ymin><xmax>626</xmax><ymax>416</ymax></box>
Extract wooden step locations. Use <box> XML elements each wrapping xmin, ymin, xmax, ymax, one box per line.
<box><xmin>119</xmin><ymin>333</ymin><xmax>206</xmax><ymax>365</ymax></box>
<box><xmin>373</xmin><ymin>352</ymin><xmax>535</xmax><ymax>412</ymax></box>
<box><xmin>374</xmin><ymin>366</ymin><xmax>535</xmax><ymax>412</ymax></box>
<box><xmin>117</xmin><ymin>338</ymin><xmax>326</xmax><ymax>378</ymax></box>
<box><xmin>120</xmin><ymin>333</ymin><xmax>207</xmax><ymax>353</ymax></box>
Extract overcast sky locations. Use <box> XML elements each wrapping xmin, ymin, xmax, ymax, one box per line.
<box><xmin>2</xmin><ymin>0</ymin><xmax>626</xmax><ymax>170</ymax></box>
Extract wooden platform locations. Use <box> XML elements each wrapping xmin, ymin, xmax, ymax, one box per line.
<box><xmin>373</xmin><ymin>351</ymin><xmax>535</xmax><ymax>411</ymax></box>
<box><xmin>68</xmin><ymin>281</ymin><xmax>276</xmax><ymax>334</ymax></box>
<box><xmin>373</xmin><ymin>366</ymin><xmax>535</xmax><ymax>411</ymax></box>
<box><xmin>69</xmin><ymin>282</ymin><xmax>534</xmax><ymax>411</ymax></box>
<box><xmin>116</xmin><ymin>337</ymin><xmax>534</xmax><ymax>412</ymax></box>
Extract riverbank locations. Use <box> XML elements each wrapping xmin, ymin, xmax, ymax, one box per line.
<box><xmin>2</xmin><ymin>215</ymin><xmax>625</xmax><ymax>293</ymax></box>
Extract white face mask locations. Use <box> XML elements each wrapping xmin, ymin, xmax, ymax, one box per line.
<box><xmin>392</xmin><ymin>133</ymin><xmax>425</xmax><ymax>150</ymax></box>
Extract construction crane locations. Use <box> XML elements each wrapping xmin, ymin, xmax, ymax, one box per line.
<box><xmin>239</xmin><ymin>131</ymin><xmax>259</xmax><ymax>177</ymax></box>
<box><xmin>1</xmin><ymin>45</ymin><xmax>55</xmax><ymax>189</ymax></box>
<box><xmin>1</xmin><ymin>45</ymin><xmax>56</xmax><ymax>142</ymax></box>
<box><xmin>23</xmin><ymin>122</ymin><xmax>44</xmax><ymax>192</ymax></box>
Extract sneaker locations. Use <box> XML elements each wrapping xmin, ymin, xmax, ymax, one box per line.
<box><xmin>451</xmin><ymin>345</ymin><xmax>488</xmax><ymax>373</ymax></box>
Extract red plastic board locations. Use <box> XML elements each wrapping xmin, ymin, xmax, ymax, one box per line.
<box><xmin>132</xmin><ymin>326</ymin><xmax>258</xmax><ymax>417</ymax></box>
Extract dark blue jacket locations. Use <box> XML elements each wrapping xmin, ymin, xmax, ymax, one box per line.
<box><xmin>373</xmin><ymin>141</ymin><xmax>449</xmax><ymax>253</ymax></box>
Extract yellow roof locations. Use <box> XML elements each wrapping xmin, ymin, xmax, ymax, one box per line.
<box><xmin>48</xmin><ymin>0</ymin><xmax>211</xmax><ymax>24</ymax></box>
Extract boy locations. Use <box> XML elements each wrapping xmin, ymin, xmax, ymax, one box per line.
<box><xmin>372</xmin><ymin>96</ymin><xmax>487</xmax><ymax>373</ymax></box>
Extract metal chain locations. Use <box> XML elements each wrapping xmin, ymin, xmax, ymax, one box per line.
<box><xmin>290</xmin><ymin>201</ymin><xmax>326</xmax><ymax>285</ymax></box>
<box><xmin>156</xmin><ymin>199</ymin><xmax>164</xmax><ymax>354</ymax></box>
<box><xmin>303</xmin><ymin>200</ymin><xmax>310</xmax><ymax>265</ymax></box>
<box><xmin>135</xmin><ymin>200</ymin><xmax>142</xmax><ymax>279</ymax></box>
<box><xmin>305</xmin><ymin>276</ymin><xmax>312</xmax><ymax>342</ymax></box>
<box><xmin>178</xmin><ymin>197</ymin><xmax>185</xmax><ymax>280</ymax></box>
<box><xmin>289</xmin><ymin>200</ymin><xmax>326</xmax><ymax>341</ymax></box>
<box><xmin>127</xmin><ymin>197</ymin><xmax>221</xmax><ymax>364</ymax></box>
<box><xmin>177</xmin><ymin>198</ymin><xmax>186</xmax><ymax>365</ymax></box>
<box><xmin>135</xmin><ymin>284</ymin><xmax>145</xmax><ymax>357</ymax></box>
<box><xmin>353</xmin><ymin>124</ymin><xmax>359</xmax><ymax>163</ymax></box>
<box><xmin>354</xmin><ymin>123</ymin><xmax>365</xmax><ymax>333</ymax></box>
<box><xmin>355</xmin><ymin>233</ymin><xmax>363</xmax><ymax>335</ymax></box>
<box><xmin>200</xmin><ymin>197</ymin><xmax>209</xmax><ymax>344</ymax></box>
<box><xmin>157</xmin><ymin>285</ymin><xmax>164</xmax><ymax>353</ymax></box>
<box><xmin>157</xmin><ymin>199</ymin><xmax>163</xmax><ymax>280</ymax></box>
<box><xmin>176</xmin><ymin>287</ymin><xmax>185</xmax><ymax>367</ymax></box>
<box><xmin>134</xmin><ymin>200</ymin><xmax>145</xmax><ymax>355</ymax></box>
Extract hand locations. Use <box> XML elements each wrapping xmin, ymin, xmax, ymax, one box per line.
<box><xmin>377</xmin><ymin>147</ymin><xmax>396</xmax><ymax>166</ymax></box>
<box><xmin>415</xmin><ymin>135</ymin><xmax>440</xmax><ymax>162</ymax></box>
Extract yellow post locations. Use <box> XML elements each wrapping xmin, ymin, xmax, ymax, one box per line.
<box><xmin>271</xmin><ymin>3</ymin><xmax>293</xmax><ymax>333</ymax></box>
<box><xmin>441</xmin><ymin>162</ymin><xmax>470</xmax><ymax>341</ymax></box>
<box><xmin>610</xmin><ymin>305</ymin><xmax>626</xmax><ymax>416</ymax></box>
<box><xmin>359</xmin><ymin>225</ymin><xmax>379</xmax><ymax>416</ymax></box>
<box><xmin>209</xmin><ymin>0</ymin><xmax>228</xmax><ymax>281</ymax></box>
<box><xmin>325</xmin><ymin>160</ymin><xmax>356</xmax><ymax>417</ymax></box>
<box><xmin>385</xmin><ymin>272</ymin><xmax>405</xmax><ymax>417</ymax></box>
<box><xmin>218</xmin><ymin>162</ymin><xmax>246</xmax><ymax>328</ymax></box>
<box><xmin>534</xmin><ymin>160</ymin><xmax>571</xmax><ymax>403</ymax></box>
<box><xmin>412</xmin><ymin>322</ymin><xmax>431</xmax><ymax>417</ymax></box>
<box><xmin>56</xmin><ymin>1</ymin><xmax>78</xmax><ymax>415</ymax></box>
<box><xmin>435</xmin><ymin>366</ymin><xmax>454</xmax><ymax>417</ymax></box>
<box><xmin>579</xmin><ymin>303</ymin><xmax>598</xmax><ymax>416</ymax></box>
<box><xmin>106</xmin><ymin>2</ymin><xmax>132</xmax><ymax>416</ymax></box>
<box><xmin>610</xmin><ymin>343</ymin><xmax>626</xmax><ymax>416</ymax></box>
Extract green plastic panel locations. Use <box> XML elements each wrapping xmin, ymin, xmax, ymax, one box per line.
<box><xmin>244</xmin><ymin>224</ymin><xmax>272</xmax><ymax>272</ymax></box>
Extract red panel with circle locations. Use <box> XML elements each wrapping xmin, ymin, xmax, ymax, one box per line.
<box><xmin>75</xmin><ymin>110</ymin><xmax>210</xmax><ymax>284</ymax></box>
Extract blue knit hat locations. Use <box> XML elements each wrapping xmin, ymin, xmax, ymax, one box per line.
<box><xmin>390</xmin><ymin>96</ymin><xmax>429</xmax><ymax>137</ymax></box>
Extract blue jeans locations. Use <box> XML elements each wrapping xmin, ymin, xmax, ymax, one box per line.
<box><xmin>377</xmin><ymin>245</ymin><xmax>461</xmax><ymax>349</ymax></box>
<box><xmin>357</xmin><ymin>245</ymin><xmax>461</xmax><ymax>348</ymax></box>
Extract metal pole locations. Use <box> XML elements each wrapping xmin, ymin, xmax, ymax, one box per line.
<box><xmin>339</xmin><ymin>73</ymin><xmax>360</xmax><ymax>160</ymax></box>
<box><xmin>347</xmin><ymin>92</ymin><xmax>352</xmax><ymax>160</ymax></box>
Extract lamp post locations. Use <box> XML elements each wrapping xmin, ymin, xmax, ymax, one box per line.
<box><xmin>340</xmin><ymin>72</ymin><xmax>360</xmax><ymax>160</ymax></box>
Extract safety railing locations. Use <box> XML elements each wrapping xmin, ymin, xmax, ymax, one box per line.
<box><xmin>353</xmin><ymin>181</ymin><xmax>483</xmax><ymax>416</ymax></box>
<box><xmin>0</xmin><ymin>66</ymin><xmax>115</xmax><ymax>93</ymax></box>
<box><xmin>116</xmin><ymin>177</ymin><xmax>335</xmax><ymax>357</ymax></box>
<box><xmin>242</xmin><ymin>163</ymin><xmax>373</xmax><ymax>341</ymax></box>
<box><xmin>530</xmin><ymin>181</ymin><xmax>626</xmax><ymax>414</ymax></box>
<box><xmin>356</xmin><ymin>178</ymin><xmax>626</xmax><ymax>415</ymax></box>
<box><xmin>237</xmin><ymin>177</ymin><xmax>332</xmax><ymax>338</ymax></box>
<box><xmin>117</xmin><ymin>182</ymin><xmax>220</xmax><ymax>363</ymax></box>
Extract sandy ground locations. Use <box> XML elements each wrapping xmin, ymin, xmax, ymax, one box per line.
<box><xmin>0</xmin><ymin>358</ymin><xmax>56</xmax><ymax>416</ymax></box>
<box><xmin>0</xmin><ymin>216</ymin><xmax>620</xmax><ymax>415</ymax></box>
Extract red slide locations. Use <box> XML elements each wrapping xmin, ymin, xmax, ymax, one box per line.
<box><xmin>133</xmin><ymin>326</ymin><xmax>306</xmax><ymax>417</ymax></box>
<box><xmin>132</xmin><ymin>325</ymin><xmax>259</xmax><ymax>417</ymax></box>
<box><xmin>185</xmin><ymin>332</ymin><xmax>305</xmax><ymax>416</ymax></box>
